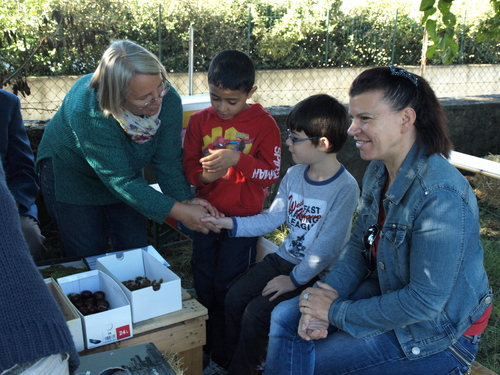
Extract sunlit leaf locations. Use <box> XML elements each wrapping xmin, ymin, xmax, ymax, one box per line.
<box><xmin>419</xmin><ymin>0</ymin><xmax>436</xmax><ymax>11</ymax></box>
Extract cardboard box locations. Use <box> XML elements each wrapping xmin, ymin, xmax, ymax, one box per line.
<box><xmin>45</xmin><ymin>278</ymin><xmax>85</xmax><ymax>352</ymax></box>
<box><xmin>181</xmin><ymin>94</ymin><xmax>211</xmax><ymax>127</ymax></box>
<box><xmin>85</xmin><ymin>245</ymin><xmax>170</xmax><ymax>270</ymax></box>
<box><xmin>57</xmin><ymin>270</ymin><xmax>133</xmax><ymax>350</ymax></box>
<box><xmin>77</xmin><ymin>342</ymin><xmax>176</xmax><ymax>375</ymax></box>
<box><xmin>96</xmin><ymin>249</ymin><xmax>182</xmax><ymax>323</ymax></box>
<box><xmin>181</xmin><ymin>94</ymin><xmax>211</xmax><ymax>145</ymax></box>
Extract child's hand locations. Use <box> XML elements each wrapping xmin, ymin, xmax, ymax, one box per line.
<box><xmin>200</xmin><ymin>149</ymin><xmax>240</xmax><ymax>172</ymax></box>
<box><xmin>298</xmin><ymin>313</ymin><xmax>329</xmax><ymax>341</ymax></box>
<box><xmin>262</xmin><ymin>275</ymin><xmax>296</xmax><ymax>301</ymax></box>
<box><xmin>200</xmin><ymin>216</ymin><xmax>234</xmax><ymax>230</ymax></box>
<box><xmin>200</xmin><ymin>168</ymin><xmax>229</xmax><ymax>184</ymax></box>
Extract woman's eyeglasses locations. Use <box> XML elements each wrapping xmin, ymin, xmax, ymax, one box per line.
<box><xmin>135</xmin><ymin>86</ymin><xmax>170</xmax><ymax>110</ymax></box>
<box><xmin>128</xmin><ymin>82</ymin><xmax>171</xmax><ymax>110</ymax></box>
<box><xmin>362</xmin><ymin>223</ymin><xmax>379</xmax><ymax>261</ymax></box>
<box><xmin>287</xmin><ymin>129</ymin><xmax>321</xmax><ymax>144</ymax></box>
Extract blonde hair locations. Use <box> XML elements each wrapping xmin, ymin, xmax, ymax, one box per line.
<box><xmin>89</xmin><ymin>40</ymin><xmax>167</xmax><ymax>118</ymax></box>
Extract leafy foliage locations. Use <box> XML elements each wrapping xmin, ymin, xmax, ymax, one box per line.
<box><xmin>1</xmin><ymin>0</ymin><xmax>499</xmax><ymax>94</ymax></box>
<box><xmin>420</xmin><ymin>0</ymin><xmax>500</xmax><ymax>64</ymax></box>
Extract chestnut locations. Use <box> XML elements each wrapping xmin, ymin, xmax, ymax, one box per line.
<box><xmin>78</xmin><ymin>306</ymin><xmax>90</xmax><ymax>316</ymax></box>
<box><xmin>68</xmin><ymin>292</ymin><xmax>81</xmax><ymax>303</ymax></box>
<box><xmin>96</xmin><ymin>300</ymin><xmax>110</xmax><ymax>312</ymax></box>
<box><xmin>93</xmin><ymin>291</ymin><xmax>105</xmax><ymax>301</ymax></box>
<box><xmin>81</xmin><ymin>290</ymin><xmax>93</xmax><ymax>300</ymax></box>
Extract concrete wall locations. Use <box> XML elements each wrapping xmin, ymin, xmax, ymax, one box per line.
<box><xmin>17</xmin><ymin>64</ymin><xmax>500</xmax><ymax>120</ymax></box>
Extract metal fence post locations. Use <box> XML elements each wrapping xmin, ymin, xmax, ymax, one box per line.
<box><xmin>459</xmin><ymin>10</ymin><xmax>466</xmax><ymax>64</ymax></box>
<box><xmin>158</xmin><ymin>4</ymin><xmax>162</xmax><ymax>62</ymax></box>
<box><xmin>189</xmin><ymin>25</ymin><xmax>194</xmax><ymax>96</ymax></box>
<box><xmin>325</xmin><ymin>7</ymin><xmax>331</xmax><ymax>66</ymax></box>
<box><xmin>247</xmin><ymin>5</ymin><xmax>252</xmax><ymax>55</ymax></box>
<box><xmin>391</xmin><ymin>9</ymin><xmax>398</xmax><ymax>65</ymax></box>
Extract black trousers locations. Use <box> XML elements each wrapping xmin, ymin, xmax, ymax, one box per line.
<box><xmin>191</xmin><ymin>230</ymin><xmax>258</xmax><ymax>366</ymax></box>
<box><xmin>225</xmin><ymin>252</ymin><xmax>318</xmax><ymax>375</ymax></box>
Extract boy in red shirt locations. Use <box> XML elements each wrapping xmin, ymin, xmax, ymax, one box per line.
<box><xmin>183</xmin><ymin>50</ymin><xmax>282</xmax><ymax>372</ymax></box>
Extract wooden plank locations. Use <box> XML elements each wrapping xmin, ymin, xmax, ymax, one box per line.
<box><xmin>133</xmin><ymin>298</ymin><xmax>207</xmax><ymax>335</ymax></box>
<box><xmin>449</xmin><ymin>151</ymin><xmax>500</xmax><ymax>179</ymax></box>
<box><xmin>177</xmin><ymin>345</ymin><xmax>203</xmax><ymax>375</ymax></box>
<box><xmin>471</xmin><ymin>362</ymin><xmax>498</xmax><ymax>375</ymax></box>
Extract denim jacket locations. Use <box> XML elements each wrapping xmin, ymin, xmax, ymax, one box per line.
<box><xmin>327</xmin><ymin>142</ymin><xmax>492</xmax><ymax>360</ymax></box>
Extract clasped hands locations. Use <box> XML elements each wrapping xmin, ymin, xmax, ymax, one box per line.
<box><xmin>298</xmin><ymin>281</ymin><xmax>339</xmax><ymax>341</ymax></box>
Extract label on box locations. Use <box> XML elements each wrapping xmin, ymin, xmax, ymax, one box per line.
<box><xmin>116</xmin><ymin>324</ymin><xmax>132</xmax><ymax>340</ymax></box>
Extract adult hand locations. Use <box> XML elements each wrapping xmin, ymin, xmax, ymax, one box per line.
<box><xmin>262</xmin><ymin>275</ymin><xmax>297</xmax><ymax>301</ymax></box>
<box><xmin>169</xmin><ymin>201</ymin><xmax>221</xmax><ymax>234</ymax></box>
<box><xmin>298</xmin><ymin>282</ymin><xmax>339</xmax><ymax>322</ymax></box>
<box><xmin>186</xmin><ymin>198</ymin><xmax>224</xmax><ymax>219</ymax></box>
<box><xmin>200</xmin><ymin>149</ymin><xmax>240</xmax><ymax>172</ymax></box>
<box><xmin>297</xmin><ymin>282</ymin><xmax>339</xmax><ymax>340</ymax></box>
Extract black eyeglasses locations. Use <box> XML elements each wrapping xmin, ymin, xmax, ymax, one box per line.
<box><xmin>287</xmin><ymin>129</ymin><xmax>321</xmax><ymax>144</ymax></box>
<box><xmin>362</xmin><ymin>223</ymin><xmax>379</xmax><ymax>261</ymax></box>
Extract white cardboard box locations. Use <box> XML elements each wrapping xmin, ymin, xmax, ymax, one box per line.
<box><xmin>181</xmin><ymin>94</ymin><xmax>211</xmax><ymax>144</ymax></box>
<box><xmin>57</xmin><ymin>270</ymin><xmax>133</xmax><ymax>350</ymax></box>
<box><xmin>85</xmin><ymin>245</ymin><xmax>170</xmax><ymax>270</ymax></box>
<box><xmin>45</xmin><ymin>278</ymin><xmax>85</xmax><ymax>352</ymax></box>
<box><xmin>96</xmin><ymin>249</ymin><xmax>182</xmax><ymax>323</ymax></box>
<box><xmin>181</xmin><ymin>94</ymin><xmax>211</xmax><ymax>126</ymax></box>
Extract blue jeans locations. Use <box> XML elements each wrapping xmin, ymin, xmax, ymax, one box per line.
<box><xmin>39</xmin><ymin>158</ymin><xmax>148</xmax><ymax>258</ymax></box>
<box><xmin>266</xmin><ymin>296</ymin><xmax>479</xmax><ymax>375</ymax></box>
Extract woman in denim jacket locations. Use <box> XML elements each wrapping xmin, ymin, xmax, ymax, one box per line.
<box><xmin>265</xmin><ymin>66</ymin><xmax>493</xmax><ymax>375</ymax></box>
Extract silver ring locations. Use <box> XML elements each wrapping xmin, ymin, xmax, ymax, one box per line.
<box><xmin>303</xmin><ymin>292</ymin><xmax>310</xmax><ymax>301</ymax></box>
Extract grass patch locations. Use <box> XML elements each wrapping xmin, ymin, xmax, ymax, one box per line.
<box><xmin>477</xmin><ymin>205</ymin><xmax>500</xmax><ymax>372</ymax></box>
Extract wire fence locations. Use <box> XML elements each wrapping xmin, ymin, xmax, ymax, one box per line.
<box><xmin>5</xmin><ymin>5</ymin><xmax>499</xmax><ymax>120</ymax></box>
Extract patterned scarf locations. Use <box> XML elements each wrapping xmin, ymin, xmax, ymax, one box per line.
<box><xmin>115</xmin><ymin>107</ymin><xmax>161</xmax><ymax>144</ymax></box>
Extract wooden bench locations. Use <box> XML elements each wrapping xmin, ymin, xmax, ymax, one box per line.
<box><xmin>471</xmin><ymin>361</ymin><xmax>498</xmax><ymax>375</ymax></box>
<box><xmin>449</xmin><ymin>151</ymin><xmax>500</xmax><ymax>179</ymax></box>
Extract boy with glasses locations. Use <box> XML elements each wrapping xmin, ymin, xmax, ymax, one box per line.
<box><xmin>201</xmin><ymin>94</ymin><xmax>360</xmax><ymax>375</ymax></box>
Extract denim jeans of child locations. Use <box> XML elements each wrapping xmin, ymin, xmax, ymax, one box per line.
<box><xmin>39</xmin><ymin>158</ymin><xmax>148</xmax><ymax>258</ymax></box>
<box><xmin>266</xmin><ymin>297</ymin><xmax>479</xmax><ymax>375</ymax></box>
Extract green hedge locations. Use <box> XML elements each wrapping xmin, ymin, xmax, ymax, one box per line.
<box><xmin>1</xmin><ymin>0</ymin><xmax>498</xmax><ymax>92</ymax></box>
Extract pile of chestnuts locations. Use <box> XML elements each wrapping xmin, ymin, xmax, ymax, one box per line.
<box><xmin>123</xmin><ymin>276</ymin><xmax>163</xmax><ymax>291</ymax></box>
<box><xmin>67</xmin><ymin>290</ymin><xmax>110</xmax><ymax>316</ymax></box>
